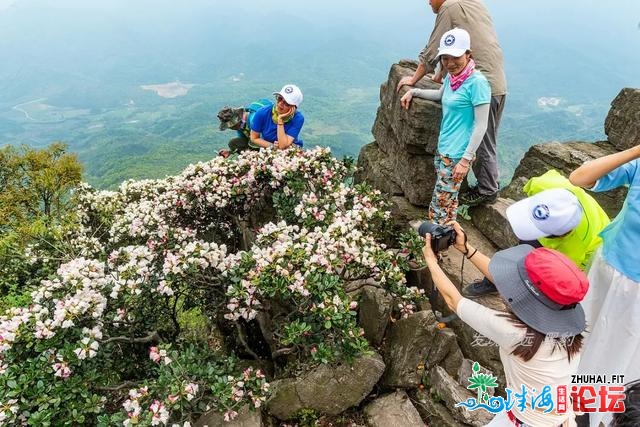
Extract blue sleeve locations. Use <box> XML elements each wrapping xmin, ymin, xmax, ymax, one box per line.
<box><xmin>470</xmin><ymin>74</ymin><xmax>491</xmax><ymax>107</ymax></box>
<box><xmin>592</xmin><ymin>159</ymin><xmax>640</xmax><ymax>192</ymax></box>
<box><xmin>250</xmin><ymin>106</ymin><xmax>269</xmax><ymax>133</ymax></box>
<box><xmin>286</xmin><ymin>113</ymin><xmax>304</xmax><ymax>140</ymax></box>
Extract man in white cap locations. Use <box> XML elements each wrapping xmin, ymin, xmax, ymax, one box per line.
<box><xmin>397</xmin><ymin>0</ymin><xmax>506</xmax><ymax>207</ymax></box>
<box><xmin>250</xmin><ymin>84</ymin><xmax>304</xmax><ymax>150</ymax></box>
<box><xmin>464</xmin><ymin>176</ymin><xmax>609</xmax><ymax>297</ymax></box>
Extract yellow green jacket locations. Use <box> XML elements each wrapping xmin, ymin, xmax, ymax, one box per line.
<box><xmin>522</xmin><ymin>169</ymin><xmax>610</xmax><ymax>270</ymax></box>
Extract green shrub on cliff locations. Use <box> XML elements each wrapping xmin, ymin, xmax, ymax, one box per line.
<box><xmin>0</xmin><ymin>147</ymin><xmax>423</xmax><ymax>425</ymax></box>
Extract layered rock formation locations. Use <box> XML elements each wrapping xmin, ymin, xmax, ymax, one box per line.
<box><xmin>357</xmin><ymin>61</ymin><xmax>634</xmax><ymax>249</ymax></box>
<box><xmin>605</xmin><ymin>88</ymin><xmax>640</xmax><ymax>151</ymax></box>
<box><xmin>353</xmin><ymin>61</ymin><xmax>635</xmax><ymax>426</ymax></box>
<box><xmin>354</xmin><ymin>60</ymin><xmax>442</xmax><ymax>207</ymax></box>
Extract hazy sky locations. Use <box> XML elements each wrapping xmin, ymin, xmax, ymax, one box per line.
<box><xmin>1</xmin><ymin>0</ymin><xmax>638</xmax><ymax>73</ymax></box>
<box><xmin>1</xmin><ymin>0</ymin><xmax>638</xmax><ymax>181</ymax></box>
<box><xmin>1</xmin><ymin>0</ymin><xmax>638</xmax><ymax>104</ymax></box>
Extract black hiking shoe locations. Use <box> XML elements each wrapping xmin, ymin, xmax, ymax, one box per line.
<box><xmin>462</xmin><ymin>278</ymin><xmax>498</xmax><ymax>297</ymax></box>
<box><xmin>460</xmin><ymin>187</ymin><xmax>498</xmax><ymax>206</ymax></box>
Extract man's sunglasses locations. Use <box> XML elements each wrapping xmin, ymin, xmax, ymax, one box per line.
<box><xmin>275</xmin><ymin>95</ymin><xmax>292</xmax><ymax>107</ymax></box>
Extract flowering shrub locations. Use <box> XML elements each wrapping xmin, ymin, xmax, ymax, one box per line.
<box><xmin>100</xmin><ymin>345</ymin><xmax>269</xmax><ymax>426</ymax></box>
<box><xmin>0</xmin><ymin>148</ymin><xmax>423</xmax><ymax>425</ymax></box>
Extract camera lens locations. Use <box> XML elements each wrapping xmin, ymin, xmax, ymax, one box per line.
<box><xmin>418</xmin><ymin>221</ymin><xmax>439</xmax><ymax>238</ymax></box>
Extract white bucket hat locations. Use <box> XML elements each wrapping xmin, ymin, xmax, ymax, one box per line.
<box><xmin>489</xmin><ymin>245</ymin><xmax>588</xmax><ymax>336</ymax></box>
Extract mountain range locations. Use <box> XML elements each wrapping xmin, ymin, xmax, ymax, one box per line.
<box><xmin>0</xmin><ymin>0</ymin><xmax>639</xmax><ymax>188</ymax></box>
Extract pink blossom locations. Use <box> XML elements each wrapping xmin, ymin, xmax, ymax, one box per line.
<box><xmin>53</xmin><ymin>362</ymin><xmax>71</xmax><ymax>378</ymax></box>
<box><xmin>184</xmin><ymin>382</ymin><xmax>198</xmax><ymax>401</ymax></box>
<box><xmin>223</xmin><ymin>410</ymin><xmax>238</xmax><ymax>422</ymax></box>
<box><xmin>149</xmin><ymin>346</ymin><xmax>161</xmax><ymax>363</ymax></box>
<box><xmin>149</xmin><ymin>400</ymin><xmax>169</xmax><ymax>425</ymax></box>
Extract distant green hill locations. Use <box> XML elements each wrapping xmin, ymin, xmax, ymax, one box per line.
<box><xmin>1</xmin><ymin>0</ymin><xmax>637</xmax><ymax>189</ymax></box>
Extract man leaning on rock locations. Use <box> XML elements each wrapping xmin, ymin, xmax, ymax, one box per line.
<box><xmin>397</xmin><ymin>0</ymin><xmax>507</xmax><ymax>206</ymax></box>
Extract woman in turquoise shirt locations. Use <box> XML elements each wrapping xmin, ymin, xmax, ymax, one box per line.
<box><xmin>400</xmin><ymin>28</ymin><xmax>491</xmax><ymax>225</ymax></box>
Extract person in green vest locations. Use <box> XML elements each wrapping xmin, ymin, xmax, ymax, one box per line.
<box><xmin>464</xmin><ymin>169</ymin><xmax>610</xmax><ymax>296</ymax></box>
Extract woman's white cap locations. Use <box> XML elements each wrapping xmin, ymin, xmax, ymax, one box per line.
<box><xmin>506</xmin><ymin>188</ymin><xmax>584</xmax><ymax>241</ymax></box>
<box><xmin>273</xmin><ymin>84</ymin><xmax>303</xmax><ymax>107</ymax></box>
<box><xmin>437</xmin><ymin>27</ymin><xmax>471</xmax><ymax>58</ymax></box>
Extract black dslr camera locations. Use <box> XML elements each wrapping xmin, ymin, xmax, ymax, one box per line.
<box><xmin>418</xmin><ymin>222</ymin><xmax>457</xmax><ymax>253</ymax></box>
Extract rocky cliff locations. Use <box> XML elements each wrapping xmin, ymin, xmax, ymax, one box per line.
<box><xmin>352</xmin><ymin>60</ymin><xmax>639</xmax><ymax>426</ymax></box>
<box><xmin>356</xmin><ymin>60</ymin><xmax>639</xmax><ymax>249</ymax></box>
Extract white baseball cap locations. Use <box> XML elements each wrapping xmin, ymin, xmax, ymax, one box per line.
<box><xmin>506</xmin><ymin>188</ymin><xmax>584</xmax><ymax>241</ymax></box>
<box><xmin>437</xmin><ymin>28</ymin><xmax>471</xmax><ymax>58</ymax></box>
<box><xmin>273</xmin><ymin>84</ymin><xmax>303</xmax><ymax>107</ymax></box>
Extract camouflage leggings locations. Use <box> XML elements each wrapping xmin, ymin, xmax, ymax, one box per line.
<box><xmin>429</xmin><ymin>154</ymin><xmax>464</xmax><ymax>225</ymax></box>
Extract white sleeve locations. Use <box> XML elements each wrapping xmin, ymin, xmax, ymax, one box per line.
<box><xmin>462</xmin><ymin>103</ymin><xmax>490</xmax><ymax>161</ymax></box>
<box><xmin>456</xmin><ymin>298</ymin><xmax>526</xmax><ymax>349</ymax></box>
<box><xmin>410</xmin><ymin>86</ymin><xmax>444</xmax><ymax>102</ymax></box>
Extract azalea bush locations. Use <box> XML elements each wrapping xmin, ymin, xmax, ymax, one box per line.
<box><xmin>0</xmin><ymin>147</ymin><xmax>424</xmax><ymax>425</ymax></box>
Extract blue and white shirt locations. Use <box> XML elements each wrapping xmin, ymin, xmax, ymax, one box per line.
<box><xmin>592</xmin><ymin>159</ymin><xmax>640</xmax><ymax>280</ymax></box>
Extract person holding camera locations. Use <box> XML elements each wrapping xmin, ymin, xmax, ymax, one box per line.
<box><xmin>422</xmin><ymin>221</ymin><xmax>588</xmax><ymax>426</ymax></box>
<box><xmin>569</xmin><ymin>144</ymin><xmax>640</xmax><ymax>427</ymax></box>
<box><xmin>400</xmin><ymin>28</ymin><xmax>491</xmax><ymax>225</ymax></box>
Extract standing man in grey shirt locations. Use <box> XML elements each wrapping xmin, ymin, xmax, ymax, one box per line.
<box><xmin>397</xmin><ymin>0</ymin><xmax>507</xmax><ymax>206</ymax></box>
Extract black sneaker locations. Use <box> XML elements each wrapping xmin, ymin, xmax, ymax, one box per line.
<box><xmin>460</xmin><ymin>187</ymin><xmax>498</xmax><ymax>206</ymax></box>
<box><xmin>462</xmin><ymin>278</ymin><xmax>498</xmax><ymax>297</ymax></box>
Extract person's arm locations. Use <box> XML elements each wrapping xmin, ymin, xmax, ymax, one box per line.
<box><xmin>275</xmin><ymin>121</ymin><xmax>293</xmax><ymax>149</ymax></box>
<box><xmin>411</xmin><ymin>86</ymin><xmax>444</xmax><ymax>101</ymax></box>
<box><xmin>396</xmin><ymin>62</ymin><xmax>428</xmax><ymax>92</ymax></box>
<box><xmin>451</xmin><ymin>103</ymin><xmax>490</xmax><ymax>181</ymax></box>
<box><xmin>432</xmin><ymin>62</ymin><xmax>444</xmax><ymax>84</ymax></box>
<box><xmin>396</xmin><ymin>4</ymin><xmax>453</xmax><ymax>92</ymax></box>
<box><xmin>422</xmin><ymin>235</ymin><xmax>463</xmax><ymax>312</ymax></box>
<box><xmin>274</xmin><ymin>106</ymin><xmax>298</xmax><ymax>149</ymax></box>
<box><xmin>461</xmin><ymin>104</ymin><xmax>490</xmax><ymax>162</ymax></box>
<box><xmin>421</xmin><ymin>222</ymin><xmax>492</xmax><ymax>312</ymax></box>
<box><xmin>448</xmin><ymin>222</ymin><xmax>492</xmax><ymax>280</ymax></box>
<box><xmin>569</xmin><ymin>145</ymin><xmax>640</xmax><ymax>188</ymax></box>
<box><xmin>399</xmin><ymin>85</ymin><xmax>444</xmax><ymax>110</ymax></box>
<box><xmin>249</xmin><ymin>130</ymin><xmax>272</xmax><ymax>149</ymax></box>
